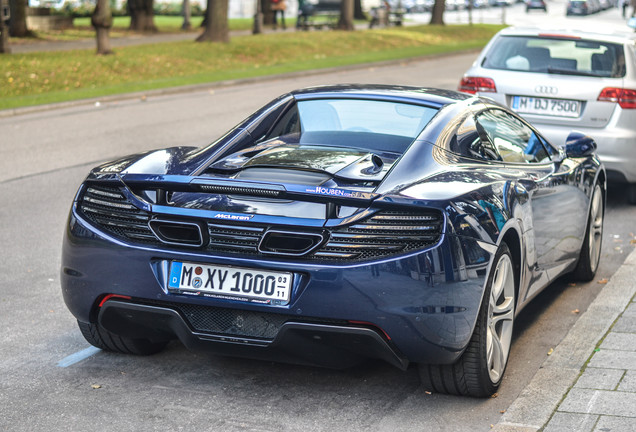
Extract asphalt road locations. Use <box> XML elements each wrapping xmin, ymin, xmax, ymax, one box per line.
<box><xmin>2</xmin><ymin>16</ymin><xmax>636</xmax><ymax>432</ymax></box>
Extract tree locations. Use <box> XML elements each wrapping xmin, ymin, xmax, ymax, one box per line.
<box><xmin>262</xmin><ymin>0</ymin><xmax>274</xmax><ymax>26</ymax></box>
<box><xmin>128</xmin><ymin>0</ymin><xmax>157</xmax><ymax>32</ymax></box>
<box><xmin>1</xmin><ymin>3</ymin><xmax>10</xmax><ymax>54</ymax></box>
<box><xmin>354</xmin><ymin>0</ymin><xmax>366</xmax><ymax>20</ymax></box>
<box><xmin>252</xmin><ymin>0</ymin><xmax>263</xmax><ymax>34</ymax></box>
<box><xmin>182</xmin><ymin>0</ymin><xmax>192</xmax><ymax>30</ymax></box>
<box><xmin>92</xmin><ymin>0</ymin><xmax>113</xmax><ymax>55</ymax></box>
<box><xmin>8</xmin><ymin>0</ymin><xmax>28</xmax><ymax>37</ymax></box>
<box><xmin>429</xmin><ymin>0</ymin><xmax>445</xmax><ymax>25</ymax></box>
<box><xmin>338</xmin><ymin>0</ymin><xmax>354</xmax><ymax>30</ymax></box>
<box><xmin>197</xmin><ymin>0</ymin><xmax>229</xmax><ymax>42</ymax></box>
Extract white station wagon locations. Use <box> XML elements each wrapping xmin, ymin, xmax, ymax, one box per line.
<box><xmin>460</xmin><ymin>27</ymin><xmax>636</xmax><ymax>203</ymax></box>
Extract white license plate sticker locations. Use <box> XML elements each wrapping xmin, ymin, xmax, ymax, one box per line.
<box><xmin>511</xmin><ymin>96</ymin><xmax>581</xmax><ymax>118</ymax></box>
<box><xmin>168</xmin><ymin>261</ymin><xmax>292</xmax><ymax>305</ymax></box>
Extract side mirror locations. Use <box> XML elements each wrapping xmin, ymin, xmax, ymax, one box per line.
<box><xmin>563</xmin><ymin>132</ymin><xmax>597</xmax><ymax>158</ymax></box>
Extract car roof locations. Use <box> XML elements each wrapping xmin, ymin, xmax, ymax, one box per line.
<box><xmin>290</xmin><ymin>84</ymin><xmax>472</xmax><ymax>108</ymax></box>
<box><xmin>497</xmin><ymin>26</ymin><xmax>636</xmax><ymax>45</ymax></box>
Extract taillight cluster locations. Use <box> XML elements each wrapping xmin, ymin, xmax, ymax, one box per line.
<box><xmin>458</xmin><ymin>77</ymin><xmax>497</xmax><ymax>94</ymax></box>
<box><xmin>597</xmin><ymin>88</ymin><xmax>636</xmax><ymax>109</ymax></box>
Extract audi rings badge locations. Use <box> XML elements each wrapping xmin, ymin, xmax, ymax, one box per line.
<box><xmin>534</xmin><ymin>85</ymin><xmax>558</xmax><ymax>95</ymax></box>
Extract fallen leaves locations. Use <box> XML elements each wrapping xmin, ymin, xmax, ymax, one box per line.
<box><xmin>572</xmin><ymin>309</ymin><xmax>580</xmax><ymax>314</ymax></box>
<box><xmin>547</xmin><ymin>348</ymin><xmax>554</xmax><ymax>356</ymax></box>
<box><xmin>598</xmin><ymin>279</ymin><xmax>609</xmax><ymax>284</ymax></box>
<box><xmin>90</xmin><ymin>384</ymin><xmax>102</xmax><ymax>389</ymax></box>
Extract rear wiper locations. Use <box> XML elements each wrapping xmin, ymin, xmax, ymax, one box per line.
<box><xmin>546</xmin><ymin>67</ymin><xmax>605</xmax><ymax>77</ymax></box>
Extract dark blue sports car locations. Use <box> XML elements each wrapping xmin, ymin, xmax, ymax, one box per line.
<box><xmin>61</xmin><ymin>85</ymin><xmax>605</xmax><ymax>397</ymax></box>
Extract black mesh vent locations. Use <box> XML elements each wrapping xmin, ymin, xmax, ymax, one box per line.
<box><xmin>208</xmin><ymin>224</ymin><xmax>264</xmax><ymax>254</ymax></box>
<box><xmin>77</xmin><ymin>184</ymin><xmax>443</xmax><ymax>262</ymax></box>
<box><xmin>315</xmin><ymin>210</ymin><xmax>442</xmax><ymax>261</ymax></box>
<box><xmin>142</xmin><ymin>299</ymin><xmax>347</xmax><ymax>340</ymax></box>
<box><xmin>78</xmin><ymin>185</ymin><xmax>157</xmax><ymax>243</ymax></box>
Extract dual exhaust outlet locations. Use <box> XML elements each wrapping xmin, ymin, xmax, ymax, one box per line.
<box><xmin>148</xmin><ymin>219</ymin><xmax>325</xmax><ymax>256</ymax></box>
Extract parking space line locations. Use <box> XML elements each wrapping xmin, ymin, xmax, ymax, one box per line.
<box><xmin>57</xmin><ymin>346</ymin><xmax>101</xmax><ymax>367</ymax></box>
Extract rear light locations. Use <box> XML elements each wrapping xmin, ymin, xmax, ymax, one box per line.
<box><xmin>348</xmin><ymin>320</ymin><xmax>391</xmax><ymax>340</ymax></box>
<box><xmin>458</xmin><ymin>77</ymin><xmax>497</xmax><ymax>94</ymax></box>
<box><xmin>98</xmin><ymin>294</ymin><xmax>132</xmax><ymax>307</ymax></box>
<box><xmin>598</xmin><ymin>88</ymin><xmax>636</xmax><ymax>109</ymax></box>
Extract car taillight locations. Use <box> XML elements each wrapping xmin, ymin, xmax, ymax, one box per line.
<box><xmin>598</xmin><ymin>88</ymin><xmax>636</xmax><ymax>109</ymax></box>
<box><xmin>458</xmin><ymin>77</ymin><xmax>497</xmax><ymax>94</ymax></box>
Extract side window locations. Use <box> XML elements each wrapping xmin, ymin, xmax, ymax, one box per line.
<box><xmin>263</xmin><ymin>103</ymin><xmax>301</xmax><ymax>141</ymax></box>
<box><xmin>476</xmin><ymin>109</ymin><xmax>550</xmax><ymax>164</ymax></box>
<box><xmin>450</xmin><ymin>115</ymin><xmax>501</xmax><ymax>162</ymax></box>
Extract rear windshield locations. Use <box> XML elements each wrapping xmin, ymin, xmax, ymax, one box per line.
<box><xmin>482</xmin><ymin>35</ymin><xmax>626</xmax><ymax>78</ymax></box>
<box><xmin>265</xmin><ymin>98</ymin><xmax>438</xmax><ymax>153</ymax></box>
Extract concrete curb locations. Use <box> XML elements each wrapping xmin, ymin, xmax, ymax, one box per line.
<box><xmin>493</xmin><ymin>248</ymin><xmax>636</xmax><ymax>432</ymax></box>
<box><xmin>0</xmin><ymin>49</ymin><xmax>480</xmax><ymax>119</ymax></box>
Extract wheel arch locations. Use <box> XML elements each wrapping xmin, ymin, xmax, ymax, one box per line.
<box><xmin>500</xmin><ymin>228</ymin><xmax>522</xmax><ymax>310</ymax></box>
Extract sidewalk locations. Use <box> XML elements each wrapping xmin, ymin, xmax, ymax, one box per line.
<box><xmin>494</xmin><ymin>248</ymin><xmax>636</xmax><ymax>432</ymax></box>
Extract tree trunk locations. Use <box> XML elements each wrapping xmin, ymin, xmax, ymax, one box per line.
<box><xmin>429</xmin><ymin>0</ymin><xmax>445</xmax><ymax>25</ymax></box>
<box><xmin>196</xmin><ymin>0</ymin><xmax>229</xmax><ymax>43</ymax></box>
<box><xmin>92</xmin><ymin>0</ymin><xmax>113</xmax><ymax>54</ymax></box>
<box><xmin>182</xmin><ymin>0</ymin><xmax>191</xmax><ymax>30</ymax></box>
<box><xmin>338</xmin><ymin>0</ymin><xmax>354</xmax><ymax>31</ymax></box>
<box><xmin>252</xmin><ymin>0</ymin><xmax>263</xmax><ymax>34</ymax></box>
<box><xmin>354</xmin><ymin>0</ymin><xmax>365</xmax><ymax>20</ymax></box>
<box><xmin>0</xmin><ymin>8</ymin><xmax>10</xmax><ymax>54</ymax></box>
<box><xmin>9</xmin><ymin>0</ymin><xmax>28</xmax><ymax>37</ymax></box>
<box><xmin>263</xmin><ymin>0</ymin><xmax>274</xmax><ymax>25</ymax></box>
<box><xmin>129</xmin><ymin>0</ymin><xmax>157</xmax><ymax>32</ymax></box>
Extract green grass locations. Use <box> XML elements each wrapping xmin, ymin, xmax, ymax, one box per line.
<box><xmin>0</xmin><ymin>24</ymin><xmax>504</xmax><ymax>110</ymax></box>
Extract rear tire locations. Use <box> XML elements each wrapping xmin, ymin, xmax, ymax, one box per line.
<box><xmin>78</xmin><ymin>321</ymin><xmax>167</xmax><ymax>355</ymax></box>
<box><xmin>419</xmin><ymin>242</ymin><xmax>516</xmax><ymax>397</ymax></box>
<box><xmin>572</xmin><ymin>183</ymin><xmax>603</xmax><ymax>281</ymax></box>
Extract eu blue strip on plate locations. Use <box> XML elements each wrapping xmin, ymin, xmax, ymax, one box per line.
<box><xmin>169</xmin><ymin>261</ymin><xmax>182</xmax><ymax>288</ymax></box>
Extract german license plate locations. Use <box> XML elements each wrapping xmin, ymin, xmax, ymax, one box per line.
<box><xmin>168</xmin><ymin>261</ymin><xmax>292</xmax><ymax>305</ymax></box>
<box><xmin>511</xmin><ymin>96</ymin><xmax>581</xmax><ymax>118</ymax></box>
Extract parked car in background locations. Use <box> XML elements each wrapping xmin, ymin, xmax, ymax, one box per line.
<box><xmin>526</xmin><ymin>0</ymin><xmax>547</xmax><ymax>12</ymax></box>
<box><xmin>62</xmin><ymin>85</ymin><xmax>604</xmax><ymax>397</ymax></box>
<box><xmin>566</xmin><ymin>0</ymin><xmax>599</xmax><ymax>15</ymax></box>
<box><xmin>460</xmin><ymin>27</ymin><xmax>636</xmax><ymax>203</ymax></box>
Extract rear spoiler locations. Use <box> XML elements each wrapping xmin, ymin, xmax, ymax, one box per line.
<box><xmin>113</xmin><ymin>173</ymin><xmax>379</xmax><ymax>206</ymax></box>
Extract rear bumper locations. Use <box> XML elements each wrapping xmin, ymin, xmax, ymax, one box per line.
<box><xmin>62</xmin><ymin>207</ymin><xmax>494</xmax><ymax>366</ymax></box>
<box><xmin>96</xmin><ymin>300</ymin><xmax>409</xmax><ymax>369</ymax></box>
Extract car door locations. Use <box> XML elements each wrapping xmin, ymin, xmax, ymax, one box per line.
<box><xmin>475</xmin><ymin>109</ymin><xmax>588</xmax><ymax>297</ymax></box>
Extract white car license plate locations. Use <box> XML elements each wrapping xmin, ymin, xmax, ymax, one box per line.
<box><xmin>511</xmin><ymin>96</ymin><xmax>581</xmax><ymax>118</ymax></box>
<box><xmin>168</xmin><ymin>261</ymin><xmax>292</xmax><ymax>305</ymax></box>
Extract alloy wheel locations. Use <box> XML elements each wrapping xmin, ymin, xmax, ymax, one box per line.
<box><xmin>587</xmin><ymin>185</ymin><xmax>603</xmax><ymax>274</ymax></box>
<box><xmin>486</xmin><ymin>253</ymin><xmax>515</xmax><ymax>383</ymax></box>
